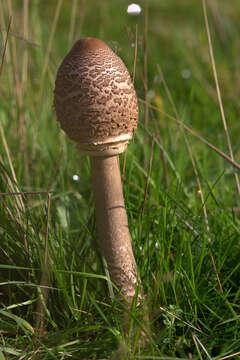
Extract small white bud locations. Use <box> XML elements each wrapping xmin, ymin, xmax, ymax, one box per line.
<box><xmin>127</xmin><ymin>3</ymin><xmax>142</xmax><ymax>16</ymax></box>
<box><xmin>72</xmin><ymin>174</ymin><xmax>79</xmax><ymax>181</ymax></box>
<box><xmin>181</xmin><ymin>69</ymin><xmax>191</xmax><ymax>79</ymax></box>
<box><xmin>147</xmin><ymin>89</ymin><xmax>155</xmax><ymax>100</ymax></box>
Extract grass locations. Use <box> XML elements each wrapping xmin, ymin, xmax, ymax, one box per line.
<box><xmin>0</xmin><ymin>0</ymin><xmax>240</xmax><ymax>358</ymax></box>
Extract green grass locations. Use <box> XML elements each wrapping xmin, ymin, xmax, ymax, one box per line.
<box><xmin>1</xmin><ymin>0</ymin><xmax>240</xmax><ymax>358</ymax></box>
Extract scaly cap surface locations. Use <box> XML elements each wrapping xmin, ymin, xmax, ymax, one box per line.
<box><xmin>54</xmin><ymin>38</ymin><xmax>138</xmax><ymax>156</ymax></box>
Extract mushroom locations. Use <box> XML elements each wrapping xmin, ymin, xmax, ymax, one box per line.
<box><xmin>54</xmin><ymin>38</ymin><xmax>141</xmax><ymax>303</ymax></box>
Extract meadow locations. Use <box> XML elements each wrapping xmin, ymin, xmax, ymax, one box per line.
<box><xmin>0</xmin><ymin>0</ymin><xmax>240</xmax><ymax>358</ymax></box>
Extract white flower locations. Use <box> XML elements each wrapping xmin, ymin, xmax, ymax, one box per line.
<box><xmin>72</xmin><ymin>174</ymin><xmax>79</xmax><ymax>181</ymax></box>
<box><xmin>147</xmin><ymin>89</ymin><xmax>155</xmax><ymax>100</ymax></box>
<box><xmin>127</xmin><ymin>3</ymin><xmax>142</xmax><ymax>16</ymax></box>
<box><xmin>181</xmin><ymin>69</ymin><xmax>191</xmax><ymax>79</ymax></box>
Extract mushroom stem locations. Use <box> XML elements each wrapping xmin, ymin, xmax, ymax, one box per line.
<box><xmin>90</xmin><ymin>155</ymin><xmax>139</xmax><ymax>302</ymax></box>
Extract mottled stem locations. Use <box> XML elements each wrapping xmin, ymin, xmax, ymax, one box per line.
<box><xmin>90</xmin><ymin>156</ymin><xmax>138</xmax><ymax>302</ymax></box>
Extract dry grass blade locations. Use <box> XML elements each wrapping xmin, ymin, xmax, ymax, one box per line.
<box><xmin>0</xmin><ymin>124</ymin><xmax>25</xmax><ymax>214</ymax></box>
<box><xmin>139</xmin><ymin>98</ymin><xmax>240</xmax><ymax>171</ymax></box>
<box><xmin>0</xmin><ymin>191</ymin><xmax>53</xmax><ymax>196</ymax></box>
<box><xmin>68</xmin><ymin>0</ymin><xmax>78</xmax><ymax>48</ymax></box>
<box><xmin>0</xmin><ymin>15</ymin><xmax>11</xmax><ymax>77</ymax></box>
<box><xmin>0</xmin><ymin>195</ymin><xmax>19</xmax><ymax>226</ymax></box>
<box><xmin>0</xmin><ymin>157</ymin><xmax>29</xmax><ymax>253</ymax></box>
<box><xmin>192</xmin><ymin>333</ymin><xmax>204</xmax><ymax>360</ymax></box>
<box><xmin>6</xmin><ymin>0</ymin><xmax>22</xmax><ymax>107</ymax></box>
<box><xmin>21</xmin><ymin>0</ymin><xmax>29</xmax><ymax>87</ymax></box>
<box><xmin>6</xmin><ymin>0</ymin><xmax>31</xmax><ymax>190</ymax></box>
<box><xmin>123</xmin><ymin>24</ymin><xmax>139</xmax><ymax>179</ymax></box>
<box><xmin>132</xmin><ymin>24</ymin><xmax>138</xmax><ymax>85</ymax></box>
<box><xmin>159</xmin><ymin>306</ymin><xmax>205</xmax><ymax>334</ymax></box>
<box><xmin>149</xmin><ymin>103</ymin><xmax>170</xmax><ymax>192</ymax></box>
<box><xmin>75</xmin><ymin>0</ymin><xmax>86</xmax><ymax>40</ymax></box>
<box><xmin>35</xmin><ymin>192</ymin><xmax>52</xmax><ymax>336</ymax></box>
<box><xmin>39</xmin><ymin>0</ymin><xmax>64</xmax><ymax>100</ymax></box>
<box><xmin>208</xmin><ymin>0</ymin><xmax>226</xmax><ymax>44</ymax></box>
<box><xmin>192</xmin><ymin>333</ymin><xmax>211</xmax><ymax>359</ymax></box>
<box><xmin>143</xmin><ymin>0</ymin><xmax>149</xmax><ymax>154</ymax></box>
<box><xmin>218</xmin><ymin>351</ymin><xmax>240</xmax><ymax>360</ymax></box>
<box><xmin>157</xmin><ymin>134</ymin><xmax>170</xmax><ymax>192</ymax></box>
<box><xmin>202</xmin><ymin>0</ymin><xmax>240</xmax><ymax>195</ymax></box>
<box><xmin>141</xmin><ymin>135</ymin><xmax>154</xmax><ymax>219</ymax></box>
<box><xmin>0</xmin><ymin>26</ymin><xmax>40</xmax><ymax>47</ymax></box>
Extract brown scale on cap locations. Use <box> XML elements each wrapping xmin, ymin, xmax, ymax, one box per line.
<box><xmin>54</xmin><ymin>38</ymin><xmax>138</xmax><ymax>155</ymax></box>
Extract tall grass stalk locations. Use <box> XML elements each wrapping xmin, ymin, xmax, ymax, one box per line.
<box><xmin>68</xmin><ymin>0</ymin><xmax>78</xmax><ymax>48</ymax></box>
<box><xmin>39</xmin><ymin>0</ymin><xmax>63</xmax><ymax>100</ymax></box>
<box><xmin>202</xmin><ymin>0</ymin><xmax>240</xmax><ymax>195</ymax></box>
<box><xmin>35</xmin><ymin>192</ymin><xmax>52</xmax><ymax>335</ymax></box>
<box><xmin>143</xmin><ymin>0</ymin><xmax>149</xmax><ymax>160</ymax></box>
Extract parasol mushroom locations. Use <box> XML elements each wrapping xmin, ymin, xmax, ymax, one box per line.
<box><xmin>54</xmin><ymin>37</ymin><xmax>141</xmax><ymax>303</ymax></box>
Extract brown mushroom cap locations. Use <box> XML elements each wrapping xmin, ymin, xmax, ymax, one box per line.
<box><xmin>54</xmin><ymin>38</ymin><xmax>138</xmax><ymax>156</ymax></box>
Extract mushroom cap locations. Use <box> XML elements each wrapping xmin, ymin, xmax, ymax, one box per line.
<box><xmin>54</xmin><ymin>38</ymin><xmax>138</xmax><ymax>156</ymax></box>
